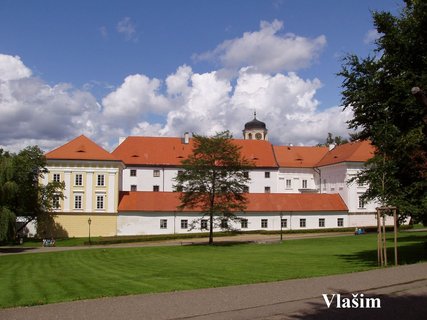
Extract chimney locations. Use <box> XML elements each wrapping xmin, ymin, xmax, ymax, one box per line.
<box><xmin>329</xmin><ymin>143</ymin><xmax>336</xmax><ymax>151</ymax></box>
<box><xmin>183</xmin><ymin>132</ymin><xmax>190</xmax><ymax>144</ymax></box>
<box><xmin>119</xmin><ymin>137</ymin><xmax>126</xmax><ymax>145</ymax></box>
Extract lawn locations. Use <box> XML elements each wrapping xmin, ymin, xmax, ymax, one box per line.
<box><xmin>0</xmin><ymin>232</ymin><xmax>426</xmax><ymax>308</ymax></box>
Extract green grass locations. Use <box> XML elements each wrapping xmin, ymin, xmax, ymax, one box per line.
<box><xmin>0</xmin><ymin>232</ymin><xmax>426</xmax><ymax>309</ymax></box>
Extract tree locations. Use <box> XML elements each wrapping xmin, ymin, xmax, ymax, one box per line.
<box><xmin>317</xmin><ymin>132</ymin><xmax>349</xmax><ymax>147</ymax></box>
<box><xmin>0</xmin><ymin>146</ymin><xmax>64</xmax><ymax>241</ymax></box>
<box><xmin>339</xmin><ymin>0</ymin><xmax>427</xmax><ymax>224</ymax></box>
<box><xmin>174</xmin><ymin>131</ymin><xmax>253</xmax><ymax>244</ymax></box>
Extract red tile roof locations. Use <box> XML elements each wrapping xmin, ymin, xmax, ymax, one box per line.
<box><xmin>273</xmin><ymin>146</ymin><xmax>329</xmax><ymax>168</ymax></box>
<box><xmin>316</xmin><ymin>141</ymin><xmax>375</xmax><ymax>167</ymax></box>
<box><xmin>45</xmin><ymin>135</ymin><xmax>118</xmax><ymax>161</ymax></box>
<box><xmin>118</xmin><ymin>192</ymin><xmax>348</xmax><ymax>212</ymax></box>
<box><xmin>112</xmin><ymin>136</ymin><xmax>278</xmax><ymax>167</ymax></box>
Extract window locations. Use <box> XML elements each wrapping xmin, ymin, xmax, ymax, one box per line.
<box><xmin>300</xmin><ymin>219</ymin><xmax>306</xmax><ymax>228</ymax></box>
<box><xmin>153</xmin><ymin>185</ymin><xmax>160</xmax><ymax>192</ymax></box>
<box><xmin>130</xmin><ymin>185</ymin><xmax>137</xmax><ymax>191</ymax></box>
<box><xmin>286</xmin><ymin>179</ymin><xmax>292</xmax><ymax>189</ymax></box>
<box><xmin>221</xmin><ymin>219</ymin><xmax>228</xmax><ymax>229</ymax></box>
<box><xmin>302</xmin><ymin>180</ymin><xmax>308</xmax><ymax>189</ymax></box>
<box><xmin>53</xmin><ymin>173</ymin><xmax>61</xmax><ymax>182</ymax></box>
<box><xmin>130</xmin><ymin>169</ymin><xmax>137</xmax><ymax>177</ymax></box>
<box><xmin>243</xmin><ymin>171</ymin><xmax>249</xmax><ymax>178</ymax></box>
<box><xmin>177</xmin><ymin>170</ymin><xmax>184</xmax><ymax>177</ymax></box>
<box><xmin>201</xmin><ymin>219</ymin><xmax>208</xmax><ymax>229</ymax></box>
<box><xmin>243</xmin><ymin>186</ymin><xmax>249</xmax><ymax>193</ymax></box>
<box><xmin>53</xmin><ymin>195</ymin><xmax>60</xmax><ymax>209</ymax></box>
<box><xmin>153</xmin><ymin>170</ymin><xmax>160</xmax><ymax>177</ymax></box>
<box><xmin>337</xmin><ymin>218</ymin><xmax>344</xmax><ymax>227</ymax></box>
<box><xmin>358</xmin><ymin>197</ymin><xmax>365</xmax><ymax>209</ymax></box>
<box><xmin>181</xmin><ymin>219</ymin><xmax>188</xmax><ymax>229</ymax></box>
<box><xmin>265</xmin><ymin>172</ymin><xmax>270</xmax><ymax>178</ymax></box>
<box><xmin>96</xmin><ymin>195</ymin><xmax>104</xmax><ymax>210</ymax></box>
<box><xmin>319</xmin><ymin>218</ymin><xmax>325</xmax><ymax>228</ymax></box>
<box><xmin>160</xmin><ymin>219</ymin><xmax>167</xmax><ymax>229</ymax></box>
<box><xmin>97</xmin><ymin>174</ymin><xmax>105</xmax><ymax>186</ymax></box>
<box><xmin>74</xmin><ymin>194</ymin><xmax>82</xmax><ymax>209</ymax></box>
<box><xmin>264</xmin><ymin>186</ymin><xmax>271</xmax><ymax>193</ymax></box>
<box><xmin>241</xmin><ymin>219</ymin><xmax>248</xmax><ymax>229</ymax></box>
<box><xmin>261</xmin><ymin>219</ymin><xmax>268</xmax><ymax>228</ymax></box>
<box><xmin>281</xmin><ymin>219</ymin><xmax>287</xmax><ymax>228</ymax></box>
<box><xmin>75</xmin><ymin>174</ymin><xmax>83</xmax><ymax>186</ymax></box>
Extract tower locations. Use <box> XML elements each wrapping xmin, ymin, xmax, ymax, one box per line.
<box><xmin>243</xmin><ymin>112</ymin><xmax>268</xmax><ymax>140</ymax></box>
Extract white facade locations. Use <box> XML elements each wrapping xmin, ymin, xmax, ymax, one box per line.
<box><xmin>117</xmin><ymin>211</ymin><xmax>349</xmax><ymax>236</ymax></box>
<box><xmin>318</xmin><ymin>162</ymin><xmax>379</xmax><ymax>213</ymax></box>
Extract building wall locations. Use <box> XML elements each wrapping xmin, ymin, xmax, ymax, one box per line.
<box><xmin>277</xmin><ymin>168</ymin><xmax>318</xmax><ymax>193</ymax></box>
<box><xmin>54</xmin><ymin>213</ymin><xmax>117</xmax><ymax>237</ymax></box>
<box><xmin>45</xmin><ymin>161</ymin><xmax>122</xmax><ymax>215</ymax></box>
<box><xmin>348</xmin><ymin>212</ymin><xmax>395</xmax><ymax>228</ymax></box>
<box><xmin>117</xmin><ymin>211</ymin><xmax>349</xmax><ymax>236</ymax></box>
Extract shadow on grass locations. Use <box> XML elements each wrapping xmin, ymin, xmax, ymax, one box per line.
<box><xmin>187</xmin><ymin>240</ymin><xmax>255</xmax><ymax>247</ymax></box>
<box><xmin>289</xmin><ymin>293</ymin><xmax>427</xmax><ymax>319</ymax></box>
<box><xmin>0</xmin><ymin>247</ymin><xmax>38</xmax><ymax>254</ymax></box>
<box><xmin>336</xmin><ymin>241</ymin><xmax>427</xmax><ymax>267</ymax></box>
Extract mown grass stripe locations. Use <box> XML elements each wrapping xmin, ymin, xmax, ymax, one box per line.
<box><xmin>0</xmin><ymin>232</ymin><xmax>426</xmax><ymax>308</ymax></box>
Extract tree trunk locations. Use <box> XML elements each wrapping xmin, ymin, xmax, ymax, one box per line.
<box><xmin>209</xmin><ymin>209</ymin><xmax>214</xmax><ymax>245</ymax></box>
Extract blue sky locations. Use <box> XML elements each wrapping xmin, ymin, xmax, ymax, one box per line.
<box><xmin>0</xmin><ymin>0</ymin><xmax>402</xmax><ymax>152</ymax></box>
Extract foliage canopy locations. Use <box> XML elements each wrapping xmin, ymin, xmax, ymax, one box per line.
<box><xmin>174</xmin><ymin>131</ymin><xmax>253</xmax><ymax>244</ymax></box>
<box><xmin>339</xmin><ymin>0</ymin><xmax>427</xmax><ymax>223</ymax></box>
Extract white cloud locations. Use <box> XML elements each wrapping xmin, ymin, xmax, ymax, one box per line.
<box><xmin>124</xmin><ymin>65</ymin><xmax>352</xmax><ymax>146</ymax></box>
<box><xmin>0</xmin><ymin>54</ymin><xmax>32</xmax><ymax>81</ymax></box>
<box><xmin>364</xmin><ymin>29</ymin><xmax>381</xmax><ymax>44</ymax></box>
<box><xmin>102</xmin><ymin>74</ymin><xmax>170</xmax><ymax>124</ymax></box>
<box><xmin>194</xmin><ymin>20</ymin><xmax>326</xmax><ymax>74</ymax></box>
<box><xmin>0</xmin><ymin>54</ymin><xmax>99</xmax><ymax>152</ymax></box>
<box><xmin>0</xmin><ymin>19</ymin><xmax>352</xmax><ymax>153</ymax></box>
<box><xmin>117</xmin><ymin>17</ymin><xmax>137</xmax><ymax>42</ymax></box>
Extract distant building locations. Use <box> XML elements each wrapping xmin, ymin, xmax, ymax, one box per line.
<box><xmin>42</xmin><ymin>115</ymin><xmax>393</xmax><ymax>237</ymax></box>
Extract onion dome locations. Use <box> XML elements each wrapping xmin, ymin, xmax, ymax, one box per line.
<box><xmin>244</xmin><ymin>112</ymin><xmax>267</xmax><ymax>130</ymax></box>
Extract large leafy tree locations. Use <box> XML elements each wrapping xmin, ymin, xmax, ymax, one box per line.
<box><xmin>174</xmin><ymin>131</ymin><xmax>253</xmax><ymax>244</ymax></box>
<box><xmin>0</xmin><ymin>146</ymin><xmax>64</xmax><ymax>241</ymax></box>
<box><xmin>339</xmin><ymin>0</ymin><xmax>427</xmax><ymax>223</ymax></box>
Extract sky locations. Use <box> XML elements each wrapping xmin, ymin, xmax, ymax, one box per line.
<box><xmin>0</xmin><ymin>0</ymin><xmax>403</xmax><ymax>152</ymax></box>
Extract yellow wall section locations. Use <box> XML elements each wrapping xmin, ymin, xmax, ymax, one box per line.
<box><xmin>54</xmin><ymin>214</ymin><xmax>117</xmax><ymax>237</ymax></box>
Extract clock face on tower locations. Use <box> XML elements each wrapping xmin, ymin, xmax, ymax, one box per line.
<box><xmin>255</xmin><ymin>133</ymin><xmax>262</xmax><ymax>140</ymax></box>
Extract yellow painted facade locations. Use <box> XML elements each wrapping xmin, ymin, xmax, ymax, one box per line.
<box><xmin>43</xmin><ymin>160</ymin><xmax>123</xmax><ymax>237</ymax></box>
<box><xmin>54</xmin><ymin>213</ymin><xmax>117</xmax><ymax>237</ymax></box>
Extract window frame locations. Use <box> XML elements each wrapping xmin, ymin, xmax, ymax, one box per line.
<box><xmin>97</xmin><ymin>174</ymin><xmax>105</xmax><ymax>186</ymax></box>
<box><xmin>74</xmin><ymin>194</ymin><xmax>82</xmax><ymax>210</ymax></box>
<box><xmin>96</xmin><ymin>194</ymin><xmax>105</xmax><ymax>210</ymax></box>
<box><xmin>319</xmin><ymin>218</ymin><xmax>325</xmax><ymax>228</ymax></box>
<box><xmin>160</xmin><ymin>219</ymin><xmax>168</xmax><ymax>229</ymax></box>
<box><xmin>130</xmin><ymin>169</ymin><xmax>137</xmax><ymax>177</ymax></box>
<box><xmin>181</xmin><ymin>219</ymin><xmax>188</xmax><ymax>229</ymax></box>
<box><xmin>53</xmin><ymin>173</ymin><xmax>61</xmax><ymax>183</ymax></box>
<box><xmin>261</xmin><ymin>219</ymin><xmax>268</xmax><ymax>228</ymax></box>
<box><xmin>153</xmin><ymin>170</ymin><xmax>160</xmax><ymax>177</ymax></box>
<box><xmin>300</xmin><ymin>218</ymin><xmax>306</xmax><ymax>228</ymax></box>
<box><xmin>75</xmin><ymin>174</ymin><xmax>83</xmax><ymax>186</ymax></box>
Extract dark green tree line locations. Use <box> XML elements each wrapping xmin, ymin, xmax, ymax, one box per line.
<box><xmin>339</xmin><ymin>0</ymin><xmax>427</xmax><ymax>223</ymax></box>
<box><xmin>0</xmin><ymin>146</ymin><xmax>64</xmax><ymax>241</ymax></box>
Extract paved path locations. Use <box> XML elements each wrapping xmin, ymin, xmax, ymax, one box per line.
<box><xmin>0</xmin><ymin>232</ymin><xmax>353</xmax><ymax>255</ymax></box>
<box><xmin>1</xmin><ymin>262</ymin><xmax>426</xmax><ymax>319</ymax></box>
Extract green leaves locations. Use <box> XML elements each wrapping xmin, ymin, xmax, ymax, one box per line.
<box><xmin>340</xmin><ymin>0</ymin><xmax>427</xmax><ymax>223</ymax></box>
<box><xmin>174</xmin><ymin>131</ymin><xmax>253</xmax><ymax>243</ymax></box>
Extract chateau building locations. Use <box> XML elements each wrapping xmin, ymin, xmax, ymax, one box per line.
<box><xmin>41</xmin><ymin>115</ymin><xmax>392</xmax><ymax>237</ymax></box>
